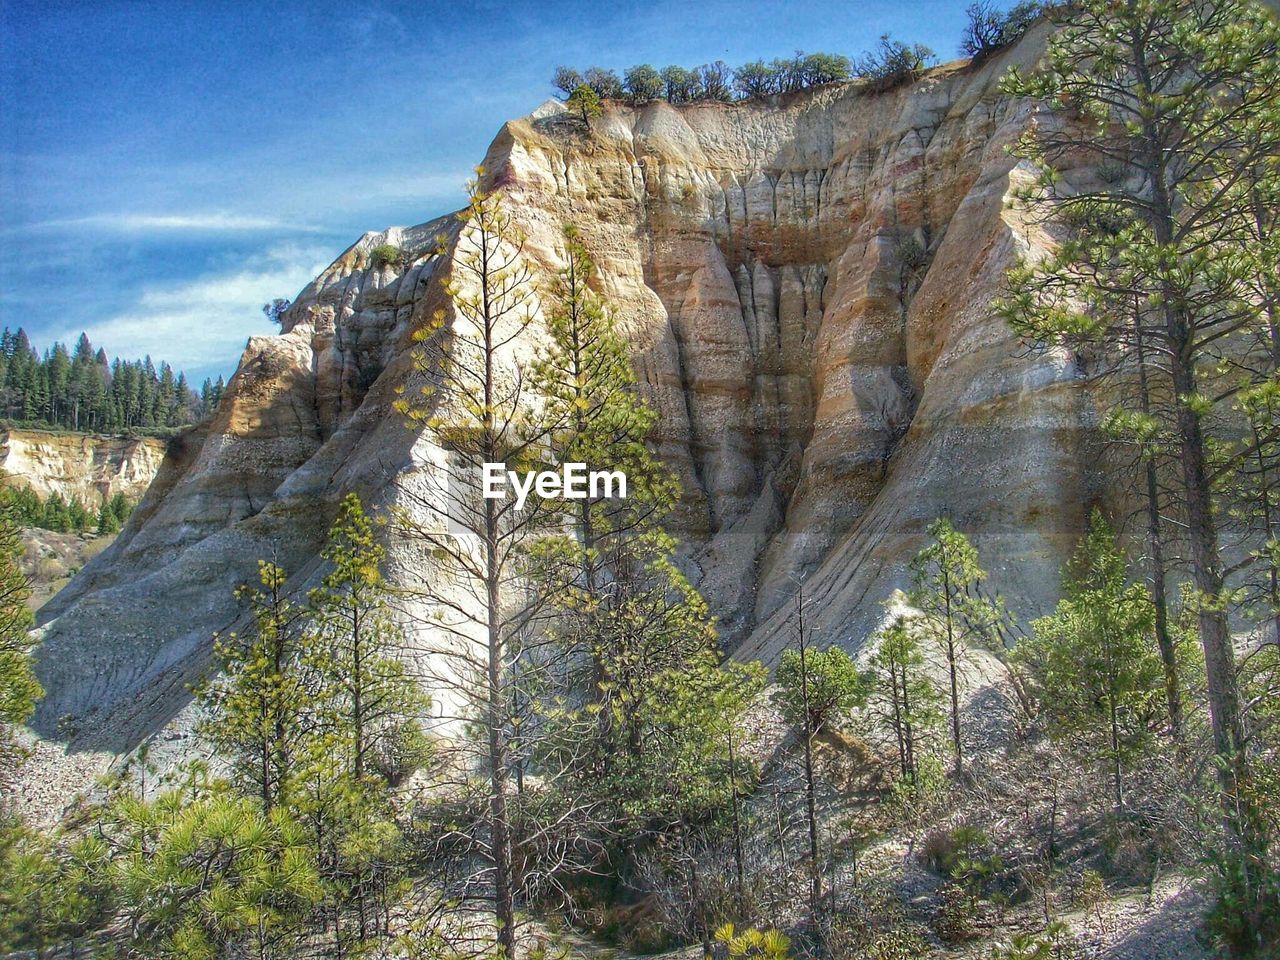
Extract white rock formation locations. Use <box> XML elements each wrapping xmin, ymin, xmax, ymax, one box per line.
<box><xmin>28</xmin><ymin>26</ymin><xmax>1096</xmax><ymax>767</ymax></box>
<box><xmin>1</xmin><ymin>429</ymin><xmax>167</xmax><ymax>507</ymax></box>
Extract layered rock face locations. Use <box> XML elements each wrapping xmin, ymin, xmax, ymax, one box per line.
<box><xmin>1</xmin><ymin>429</ymin><xmax>167</xmax><ymax>507</ymax></box>
<box><xmin>30</xmin><ymin>26</ymin><xmax>1095</xmax><ymax>758</ymax></box>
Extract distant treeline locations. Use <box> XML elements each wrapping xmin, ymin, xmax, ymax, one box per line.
<box><xmin>553</xmin><ymin>3</ymin><xmax>1042</xmax><ymax>106</ymax></box>
<box><xmin>1</xmin><ymin>485</ymin><xmax>135</xmax><ymax>536</ymax></box>
<box><xmin>0</xmin><ymin>328</ymin><xmax>226</xmax><ymax>435</ymax></box>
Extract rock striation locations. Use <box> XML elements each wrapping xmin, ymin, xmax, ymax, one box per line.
<box><xmin>28</xmin><ymin>25</ymin><xmax>1098</xmax><ymax>764</ymax></box>
<box><xmin>1</xmin><ymin>429</ymin><xmax>167</xmax><ymax>508</ymax></box>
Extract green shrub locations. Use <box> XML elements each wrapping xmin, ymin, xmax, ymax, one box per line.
<box><xmin>566</xmin><ymin>83</ymin><xmax>603</xmax><ymax>122</ymax></box>
<box><xmin>661</xmin><ymin>65</ymin><xmax>701</xmax><ymax>103</ymax></box>
<box><xmin>922</xmin><ymin>823</ymin><xmax>1005</xmax><ymax>915</ymax></box>
<box><xmin>1205</xmin><ymin>844</ymin><xmax>1280</xmax><ymax>960</ymax></box>
<box><xmin>990</xmin><ymin>920</ymin><xmax>1082</xmax><ymax>960</ymax></box>
<box><xmin>932</xmin><ymin>881</ymin><xmax>977</xmax><ymax>944</ymax></box>
<box><xmin>898</xmin><ymin>235</ymin><xmax>928</xmax><ymax>272</ymax></box>
<box><xmin>624</xmin><ymin>918</ymin><xmax>675</xmax><ymax>955</ymax></box>
<box><xmin>371</xmin><ymin>243</ymin><xmax>402</xmax><ymax>269</ymax></box>
<box><xmin>714</xmin><ymin>924</ymin><xmax>792</xmax><ymax>960</ymax></box>
<box><xmin>960</xmin><ymin>1</ymin><xmax>1043</xmax><ymax>61</ymax></box>
<box><xmin>1070</xmin><ymin>868</ymin><xmax>1106</xmax><ymax>910</ymax></box>
<box><xmin>854</xmin><ymin>34</ymin><xmax>936</xmax><ymax>90</ymax></box>
<box><xmin>1099</xmin><ymin>813</ymin><xmax>1182</xmax><ymax>880</ymax></box>
<box><xmin>890</xmin><ymin>753</ymin><xmax>948</xmax><ymax>823</ymax></box>
<box><xmin>733</xmin><ymin>60</ymin><xmax>776</xmax><ymax>98</ymax></box>
<box><xmin>1097</xmin><ymin>160</ymin><xmax>1127</xmax><ymax>184</ymax></box>
<box><xmin>583</xmin><ymin>66</ymin><xmax>624</xmax><ymax>99</ymax></box>
<box><xmin>561</xmin><ymin>51</ymin><xmax>857</xmax><ymax>106</ymax></box>
<box><xmin>774</xmin><ymin>644</ymin><xmax>871</xmax><ymax>733</ymax></box>
<box><xmin>860</xmin><ymin>926</ymin><xmax>932</xmax><ymax>960</ymax></box>
<box><xmin>624</xmin><ymin>64</ymin><xmax>664</xmax><ymax>101</ymax></box>
<box><xmin>0</xmin><ymin>820</ymin><xmax>115</xmax><ymax>954</ymax></box>
<box><xmin>923</xmin><ymin>822</ymin><xmax>989</xmax><ymax>876</ymax></box>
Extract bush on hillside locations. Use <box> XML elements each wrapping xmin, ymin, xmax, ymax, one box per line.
<box><xmin>371</xmin><ymin>243</ymin><xmax>402</xmax><ymax>268</ymax></box>
<box><xmin>553</xmin><ymin>49</ymin><xmax>860</xmax><ymax>107</ymax></box>
<box><xmin>623</xmin><ymin>63</ymin><xmax>663</xmax><ymax>101</ymax></box>
<box><xmin>854</xmin><ymin>34</ymin><xmax>936</xmax><ymax>91</ymax></box>
<box><xmin>960</xmin><ymin>1</ymin><xmax>1043</xmax><ymax>60</ymax></box>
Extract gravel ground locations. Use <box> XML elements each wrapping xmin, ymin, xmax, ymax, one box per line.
<box><xmin>19</xmin><ymin>526</ymin><xmax>113</xmax><ymax>611</ymax></box>
<box><xmin>1064</xmin><ymin>874</ymin><xmax>1209</xmax><ymax>960</ymax></box>
<box><xmin>7</xmin><ymin>729</ymin><xmax>114</xmax><ymax>830</ymax></box>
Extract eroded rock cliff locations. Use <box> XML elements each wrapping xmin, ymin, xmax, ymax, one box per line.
<box><xmin>1</xmin><ymin>429</ymin><xmax>167</xmax><ymax>507</ymax></box>
<box><xmin>29</xmin><ymin>25</ymin><xmax>1097</xmax><ymax>763</ymax></box>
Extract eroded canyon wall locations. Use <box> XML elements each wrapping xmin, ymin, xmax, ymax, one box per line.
<box><xmin>1</xmin><ymin>430</ymin><xmax>167</xmax><ymax>507</ymax></box>
<box><xmin>29</xmin><ymin>25</ymin><xmax>1097</xmax><ymax>759</ymax></box>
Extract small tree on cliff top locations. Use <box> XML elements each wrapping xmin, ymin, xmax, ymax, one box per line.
<box><xmin>567</xmin><ymin>83</ymin><xmax>602</xmax><ymax>123</ymax></box>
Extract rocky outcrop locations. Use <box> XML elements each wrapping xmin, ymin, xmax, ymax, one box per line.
<box><xmin>1</xmin><ymin>429</ymin><xmax>167</xmax><ymax>507</ymax></box>
<box><xmin>28</xmin><ymin>25</ymin><xmax>1098</xmax><ymax>761</ymax></box>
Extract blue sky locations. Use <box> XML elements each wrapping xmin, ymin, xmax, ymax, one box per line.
<box><xmin>1</xmin><ymin>0</ymin><xmax>970</xmax><ymax>383</ymax></box>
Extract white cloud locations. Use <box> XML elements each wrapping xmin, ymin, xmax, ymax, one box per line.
<box><xmin>62</xmin><ymin>243</ymin><xmax>334</xmax><ymax>376</ymax></box>
<box><xmin>14</xmin><ymin>170</ymin><xmax>469</xmax><ymax>240</ymax></box>
<box><xmin>349</xmin><ymin>6</ymin><xmax>406</xmax><ymax>46</ymax></box>
<box><xmin>361</xmin><ymin>170</ymin><xmax>471</xmax><ymax>203</ymax></box>
<box><xmin>301</xmin><ymin>169</ymin><xmax>471</xmax><ymax>216</ymax></box>
<box><xmin>22</xmin><ymin>212</ymin><xmax>325</xmax><ymax>234</ymax></box>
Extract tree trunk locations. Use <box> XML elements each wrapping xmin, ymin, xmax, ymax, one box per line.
<box><xmin>943</xmin><ymin>569</ymin><xmax>963</xmax><ymax>777</ymax></box>
<box><xmin>488</xmin><ymin>544</ymin><xmax>517</xmax><ymax>959</ymax></box>
<box><xmin>1134</xmin><ymin>37</ymin><xmax>1252</xmax><ymax>857</ymax></box>
<box><xmin>1109</xmin><ymin>687</ymin><xmax>1123</xmax><ymax>814</ymax></box>
<box><xmin>901</xmin><ymin>660</ymin><xmax>917</xmax><ymax>783</ymax></box>
<box><xmin>889</xmin><ymin>660</ymin><xmax>908</xmax><ymax>779</ymax></box>
<box><xmin>352</xmin><ymin>605</ymin><xmax>364</xmax><ymax>781</ymax></box>
<box><xmin>1134</xmin><ymin>314</ymin><xmax>1183</xmax><ymax>739</ymax></box>
<box><xmin>773</xmin><ymin>793</ymin><xmax>789</xmax><ymax>912</ymax></box>
<box><xmin>1173</xmin><ymin>368</ymin><xmax>1250</xmax><ymax>830</ymax></box>
<box><xmin>682</xmin><ymin>831</ymin><xmax>711</xmax><ymax>956</ymax></box>
<box><xmin>1252</xmin><ymin>422</ymin><xmax>1280</xmax><ymax>645</ymax></box>
<box><xmin>481</xmin><ymin>222</ymin><xmax>517</xmax><ymax>959</ymax></box>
